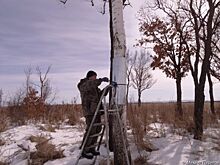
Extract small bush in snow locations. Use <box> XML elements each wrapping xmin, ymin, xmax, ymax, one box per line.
<box><xmin>30</xmin><ymin>135</ymin><xmax>64</xmax><ymax>164</ymax></box>
<box><xmin>0</xmin><ymin>110</ymin><xmax>9</xmax><ymax>132</ymax></box>
<box><xmin>0</xmin><ymin>139</ymin><xmax>5</xmax><ymax>146</ymax></box>
<box><xmin>0</xmin><ymin>161</ymin><xmax>8</xmax><ymax>165</ymax></box>
<box><xmin>29</xmin><ymin>135</ymin><xmax>48</xmax><ymax>144</ymax></box>
<box><xmin>39</xmin><ymin>124</ymin><xmax>56</xmax><ymax>132</ymax></box>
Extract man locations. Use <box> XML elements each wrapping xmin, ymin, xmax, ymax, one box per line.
<box><xmin>77</xmin><ymin>70</ymin><xmax>109</xmax><ymax>159</ymax></box>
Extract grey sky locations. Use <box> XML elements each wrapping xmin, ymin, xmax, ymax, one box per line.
<box><xmin>0</xmin><ymin>0</ymin><xmax>219</xmax><ymax>103</ymax></box>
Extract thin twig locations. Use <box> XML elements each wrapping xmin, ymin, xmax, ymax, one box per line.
<box><xmin>60</xmin><ymin>0</ymin><xmax>68</xmax><ymax>4</ymax></box>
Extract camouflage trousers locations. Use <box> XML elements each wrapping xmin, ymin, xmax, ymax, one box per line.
<box><xmin>81</xmin><ymin>115</ymin><xmax>102</xmax><ymax>152</ymax></box>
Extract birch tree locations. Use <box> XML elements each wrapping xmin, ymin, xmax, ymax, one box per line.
<box><xmin>109</xmin><ymin>0</ymin><xmax>131</xmax><ymax>164</ymax></box>
<box><xmin>60</xmin><ymin>0</ymin><xmax>131</xmax><ymax>163</ymax></box>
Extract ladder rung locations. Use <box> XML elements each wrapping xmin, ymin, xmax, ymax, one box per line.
<box><xmin>100</xmin><ymin>109</ymin><xmax>118</xmax><ymax>112</ymax></box>
<box><xmin>93</xmin><ymin>123</ymin><xmax>105</xmax><ymax>127</ymax></box>
<box><xmin>108</xmin><ymin>109</ymin><xmax>118</xmax><ymax>112</ymax></box>
<box><xmin>85</xmin><ymin>142</ymin><xmax>104</xmax><ymax>150</ymax></box>
<box><xmin>89</xmin><ymin>132</ymin><xmax>103</xmax><ymax>138</ymax></box>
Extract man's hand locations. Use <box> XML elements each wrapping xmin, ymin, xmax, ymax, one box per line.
<box><xmin>111</xmin><ymin>81</ymin><xmax>117</xmax><ymax>87</ymax></box>
<box><xmin>101</xmin><ymin>77</ymin><xmax>109</xmax><ymax>82</ymax></box>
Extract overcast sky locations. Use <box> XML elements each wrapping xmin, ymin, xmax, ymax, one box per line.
<box><xmin>0</xmin><ymin>0</ymin><xmax>220</xmax><ymax>103</ymax></box>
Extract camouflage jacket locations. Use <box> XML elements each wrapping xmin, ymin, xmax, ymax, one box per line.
<box><xmin>77</xmin><ymin>78</ymin><xmax>102</xmax><ymax>116</ymax></box>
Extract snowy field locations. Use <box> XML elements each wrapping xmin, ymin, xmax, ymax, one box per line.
<box><xmin>0</xmin><ymin>122</ymin><xmax>220</xmax><ymax>165</ymax></box>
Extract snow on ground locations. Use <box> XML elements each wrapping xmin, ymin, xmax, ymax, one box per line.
<box><xmin>0</xmin><ymin>122</ymin><xmax>220</xmax><ymax>165</ymax></box>
<box><xmin>147</xmin><ymin>124</ymin><xmax>220</xmax><ymax>165</ymax></box>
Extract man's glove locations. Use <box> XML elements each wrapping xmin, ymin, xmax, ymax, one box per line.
<box><xmin>111</xmin><ymin>81</ymin><xmax>117</xmax><ymax>87</ymax></box>
<box><xmin>101</xmin><ymin>77</ymin><xmax>109</xmax><ymax>82</ymax></box>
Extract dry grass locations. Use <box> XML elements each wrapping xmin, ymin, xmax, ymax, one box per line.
<box><xmin>134</xmin><ymin>155</ymin><xmax>149</xmax><ymax>165</ymax></box>
<box><xmin>98</xmin><ymin>159</ymin><xmax>114</xmax><ymax>165</ymax></box>
<box><xmin>127</xmin><ymin>104</ymin><xmax>157</xmax><ymax>154</ymax></box>
<box><xmin>0</xmin><ymin>109</ymin><xmax>9</xmax><ymax>132</ymax></box>
<box><xmin>29</xmin><ymin>135</ymin><xmax>64</xmax><ymax>165</ymax></box>
<box><xmin>29</xmin><ymin>135</ymin><xmax>48</xmax><ymax>144</ymax></box>
<box><xmin>0</xmin><ymin>162</ymin><xmax>8</xmax><ymax>165</ymax></box>
<box><xmin>0</xmin><ymin>139</ymin><xmax>5</xmax><ymax>146</ymax></box>
<box><xmin>127</xmin><ymin>101</ymin><xmax>220</xmax><ymax>160</ymax></box>
<box><xmin>128</xmin><ymin>102</ymin><xmax>220</xmax><ymax>134</ymax></box>
<box><xmin>3</xmin><ymin>103</ymin><xmax>83</xmax><ymax>128</ymax></box>
<box><xmin>39</xmin><ymin>124</ymin><xmax>57</xmax><ymax>132</ymax></box>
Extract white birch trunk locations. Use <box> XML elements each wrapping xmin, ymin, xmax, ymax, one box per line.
<box><xmin>111</xmin><ymin>0</ymin><xmax>126</xmax><ymax>106</ymax></box>
<box><xmin>110</xmin><ymin>0</ymin><xmax>130</xmax><ymax>164</ymax></box>
<box><xmin>111</xmin><ymin>0</ymin><xmax>127</xmax><ymax>132</ymax></box>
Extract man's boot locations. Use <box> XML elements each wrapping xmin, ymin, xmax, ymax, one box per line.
<box><xmin>82</xmin><ymin>152</ymin><xmax>94</xmax><ymax>159</ymax></box>
<box><xmin>89</xmin><ymin>149</ymin><xmax>100</xmax><ymax>156</ymax></box>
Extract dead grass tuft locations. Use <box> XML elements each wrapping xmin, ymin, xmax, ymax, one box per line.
<box><xmin>0</xmin><ymin>139</ymin><xmax>5</xmax><ymax>146</ymax></box>
<box><xmin>134</xmin><ymin>155</ymin><xmax>149</xmax><ymax>165</ymax></box>
<box><xmin>5</xmin><ymin>97</ymin><xmax>83</xmax><ymax>127</ymax></box>
<box><xmin>98</xmin><ymin>159</ymin><xmax>114</xmax><ymax>165</ymax></box>
<box><xmin>127</xmin><ymin>102</ymin><xmax>220</xmax><ymax>139</ymax></box>
<box><xmin>0</xmin><ymin>162</ymin><xmax>8</xmax><ymax>165</ymax></box>
<box><xmin>39</xmin><ymin>124</ymin><xmax>56</xmax><ymax>132</ymax></box>
<box><xmin>29</xmin><ymin>135</ymin><xmax>48</xmax><ymax>144</ymax></box>
<box><xmin>30</xmin><ymin>135</ymin><xmax>64</xmax><ymax>165</ymax></box>
<box><xmin>127</xmin><ymin>104</ymin><xmax>156</xmax><ymax>155</ymax></box>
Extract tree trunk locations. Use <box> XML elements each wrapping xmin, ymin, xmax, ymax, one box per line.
<box><xmin>109</xmin><ymin>0</ymin><xmax>114</xmax><ymax>152</ymax></box>
<box><xmin>138</xmin><ymin>90</ymin><xmax>141</xmax><ymax>107</ymax></box>
<box><xmin>176</xmin><ymin>76</ymin><xmax>183</xmax><ymax>117</ymax></box>
<box><xmin>194</xmin><ymin>85</ymin><xmax>205</xmax><ymax>140</ymax></box>
<box><xmin>109</xmin><ymin>0</ymin><xmax>131</xmax><ymax>164</ymax></box>
<box><xmin>207</xmin><ymin>71</ymin><xmax>215</xmax><ymax>115</ymax></box>
<box><xmin>111</xmin><ymin>107</ymin><xmax>131</xmax><ymax>165</ymax></box>
<box><xmin>126</xmin><ymin>82</ymin><xmax>129</xmax><ymax>105</ymax></box>
<box><xmin>189</xmin><ymin>0</ymin><xmax>215</xmax><ymax>141</ymax></box>
<box><xmin>0</xmin><ymin>89</ymin><xmax>2</xmax><ymax>107</ymax></box>
<box><xmin>193</xmin><ymin>2</ymin><xmax>215</xmax><ymax>140</ymax></box>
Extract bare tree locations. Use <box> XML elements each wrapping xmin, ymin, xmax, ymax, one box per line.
<box><xmin>207</xmin><ymin>21</ymin><xmax>220</xmax><ymax>115</ymax></box>
<box><xmin>207</xmin><ymin>71</ymin><xmax>215</xmax><ymax>115</ymax></box>
<box><xmin>131</xmin><ymin>50</ymin><xmax>155</xmax><ymax>107</ymax></box>
<box><xmin>0</xmin><ymin>89</ymin><xmax>3</xmax><ymax>107</ymax></box>
<box><xmin>126</xmin><ymin>50</ymin><xmax>135</xmax><ymax>105</ymax></box>
<box><xmin>36</xmin><ymin>66</ymin><xmax>53</xmax><ymax>103</ymax></box>
<box><xmin>24</xmin><ymin>66</ymin><xmax>33</xmax><ymax>96</ymax></box>
<box><xmin>23</xmin><ymin>66</ymin><xmax>35</xmax><ymax>112</ymax></box>
<box><xmin>209</xmin><ymin>55</ymin><xmax>220</xmax><ymax>115</ymax></box>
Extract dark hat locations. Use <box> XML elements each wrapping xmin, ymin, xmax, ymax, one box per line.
<box><xmin>86</xmin><ymin>70</ymin><xmax>97</xmax><ymax>78</ymax></box>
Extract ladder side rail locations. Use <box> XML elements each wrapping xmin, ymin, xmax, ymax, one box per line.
<box><xmin>80</xmin><ymin>85</ymin><xmax>113</xmax><ymax>151</ymax></box>
<box><xmin>103</xmin><ymin>96</ymin><xmax>110</xmax><ymax>165</ymax></box>
<box><xmin>75</xmin><ymin>85</ymin><xmax>114</xmax><ymax>165</ymax></box>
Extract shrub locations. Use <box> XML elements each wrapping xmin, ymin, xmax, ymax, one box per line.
<box><xmin>0</xmin><ymin>110</ymin><xmax>9</xmax><ymax>132</ymax></box>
